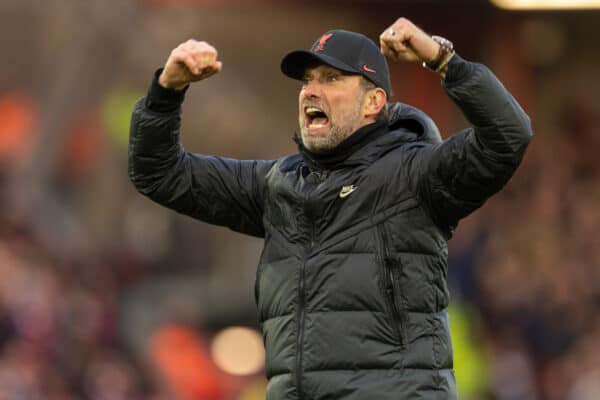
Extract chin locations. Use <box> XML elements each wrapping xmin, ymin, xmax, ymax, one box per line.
<box><xmin>303</xmin><ymin>139</ymin><xmax>334</xmax><ymax>154</ymax></box>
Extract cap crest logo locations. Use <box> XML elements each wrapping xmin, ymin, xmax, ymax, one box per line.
<box><xmin>315</xmin><ymin>33</ymin><xmax>333</xmax><ymax>52</ymax></box>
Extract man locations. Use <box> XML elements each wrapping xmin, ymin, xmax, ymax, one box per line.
<box><xmin>129</xmin><ymin>17</ymin><xmax>532</xmax><ymax>400</ymax></box>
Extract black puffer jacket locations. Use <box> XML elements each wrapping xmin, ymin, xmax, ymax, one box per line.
<box><xmin>129</xmin><ymin>55</ymin><xmax>532</xmax><ymax>399</ymax></box>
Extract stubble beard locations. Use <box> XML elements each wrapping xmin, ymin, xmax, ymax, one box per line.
<box><xmin>300</xmin><ymin>94</ymin><xmax>364</xmax><ymax>154</ymax></box>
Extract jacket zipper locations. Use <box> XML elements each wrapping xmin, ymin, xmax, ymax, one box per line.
<box><xmin>296</xmin><ymin>170</ymin><xmax>326</xmax><ymax>398</ymax></box>
<box><xmin>375</xmin><ymin>224</ymin><xmax>404</xmax><ymax>347</ymax></box>
<box><xmin>296</xmin><ymin>201</ymin><xmax>317</xmax><ymax>400</ymax></box>
<box><xmin>296</xmin><ymin>254</ymin><xmax>307</xmax><ymax>400</ymax></box>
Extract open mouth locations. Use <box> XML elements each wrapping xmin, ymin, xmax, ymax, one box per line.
<box><xmin>304</xmin><ymin>106</ymin><xmax>329</xmax><ymax>129</ymax></box>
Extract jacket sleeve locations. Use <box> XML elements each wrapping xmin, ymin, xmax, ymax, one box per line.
<box><xmin>128</xmin><ymin>70</ymin><xmax>274</xmax><ymax>238</ymax></box>
<box><xmin>406</xmin><ymin>55</ymin><xmax>533</xmax><ymax>232</ymax></box>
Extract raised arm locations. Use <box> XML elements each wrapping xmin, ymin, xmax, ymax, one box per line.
<box><xmin>381</xmin><ymin>18</ymin><xmax>532</xmax><ymax>231</ymax></box>
<box><xmin>128</xmin><ymin>40</ymin><xmax>274</xmax><ymax>237</ymax></box>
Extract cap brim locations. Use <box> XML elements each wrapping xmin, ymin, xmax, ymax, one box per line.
<box><xmin>281</xmin><ymin>50</ymin><xmax>360</xmax><ymax>81</ymax></box>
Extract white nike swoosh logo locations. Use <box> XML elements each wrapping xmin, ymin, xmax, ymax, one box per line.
<box><xmin>339</xmin><ymin>185</ymin><xmax>357</xmax><ymax>198</ymax></box>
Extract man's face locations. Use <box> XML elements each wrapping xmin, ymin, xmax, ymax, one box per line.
<box><xmin>298</xmin><ymin>64</ymin><xmax>371</xmax><ymax>153</ymax></box>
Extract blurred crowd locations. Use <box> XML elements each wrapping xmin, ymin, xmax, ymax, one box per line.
<box><xmin>0</xmin><ymin>202</ymin><xmax>146</xmax><ymax>398</ymax></box>
<box><xmin>0</xmin><ymin>89</ymin><xmax>266</xmax><ymax>399</ymax></box>
<box><xmin>1</xmin><ymin>1</ymin><xmax>600</xmax><ymax>399</ymax></box>
<box><xmin>448</xmin><ymin>102</ymin><xmax>600</xmax><ymax>399</ymax></box>
<box><xmin>0</xmin><ymin>168</ymin><xmax>266</xmax><ymax>399</ymax></box>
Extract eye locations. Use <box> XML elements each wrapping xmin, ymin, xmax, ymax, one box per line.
<box><xmin>326</xmin><ymin>74</ymin><xmax>339</xmax><ymax>82</ymax></box>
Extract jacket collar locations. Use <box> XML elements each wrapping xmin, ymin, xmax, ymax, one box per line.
<box><xmin>294</xmin><ymin>121</ymin><xmax>388</xmax><ymax>171</ymax></box>
<box><xmin>291</xmin><ymin>102</ymin><xmax>442</xmax><ymax>172</ymax></box>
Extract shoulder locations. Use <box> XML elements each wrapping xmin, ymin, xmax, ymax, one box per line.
<box><xmin>386</xmin><ymin>102</ymin><xmax>442</xmax><ymax>145</ymax></box>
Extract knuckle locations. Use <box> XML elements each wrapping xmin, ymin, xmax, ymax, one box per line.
<box><xmin>205</xmin><ymin>47</ymin><xmax>218</xmax><ymax>57</ymax></box>
<box><xmin>176</xmin><ymin>47</ymin><xmax>190</xmax><ymax>57</ymax></box>
<box><xmin>173</xmin><ymin>51</ymin><xmax>188</xmax><ymax>62</ymax></box>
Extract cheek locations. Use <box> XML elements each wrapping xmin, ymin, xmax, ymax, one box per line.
<box><xmin>298</xmin><ymin>90</ymin><xmax>306</xmax><ymax>110</ymax></box>
<box><xmin>330</xmin><ymin>100</ymin><xmax>354</xmax><ymax>121</ymax></box>
<box><xmin>329</xmin><ymin>89</ymin><xmax>361</xmax><ymax>119</ymax></box>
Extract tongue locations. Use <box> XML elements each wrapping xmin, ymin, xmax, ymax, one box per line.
<box><xmin>311</xmin><ymin>116</ymin><xmax>328</xmax><ymax>126</ymax></box>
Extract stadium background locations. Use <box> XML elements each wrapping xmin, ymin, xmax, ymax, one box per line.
<box><xmin>0</xmin><ymin>0</ymin><xmax>599</xmax><ymax>398</ymax></box>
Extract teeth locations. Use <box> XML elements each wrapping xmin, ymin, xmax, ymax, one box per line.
<box><xmin>306</xmin><ymin>106</ymin><xmax>324</xmax><ymax>116</ymax></box>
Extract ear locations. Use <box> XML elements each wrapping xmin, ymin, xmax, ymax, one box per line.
<box><xmin>362</xmin><ymin>87</ymin><xmax>387</xmax><ymax>119</ymax></box>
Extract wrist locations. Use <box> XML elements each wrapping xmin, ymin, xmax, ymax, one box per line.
<box><xmin>145</xmin><ymin>68</ymin><xmax>188</xmax><ymax>113</ymax></box>
<box><xmin>423</xmin><ymin>39</ymin><xmax>441</xmax><ymax>65</ymax></box>
<box><xmin>158</xmin><ymin>72</ymin><xmax>188</xmax><ymax>91</ymax></box>
<box><xmin>422</xmin><ymin>35</ymin><xmax>455</xmax><ymax>77</ymax></box>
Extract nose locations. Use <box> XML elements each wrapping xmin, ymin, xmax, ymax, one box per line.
<box><xmin>301</xmin><ymin>79</ymin><xmax>322</xmax><ymax>99</ymax></box>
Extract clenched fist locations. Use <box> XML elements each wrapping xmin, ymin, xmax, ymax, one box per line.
<box><xmin>379</xmin><ymin>18</ymin><xmax>439</xmax><ymax>65</ymax></box>
<box><xmin>159</xmin><ymin>40</ymin><xmax>223</xmax><ymax>90</ymax></box>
